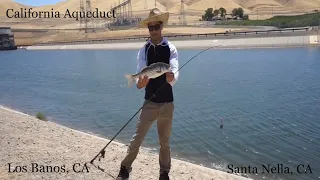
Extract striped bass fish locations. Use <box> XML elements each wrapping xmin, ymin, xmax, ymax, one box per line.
<box><xmin>124</xmin><ymin>62</ymin><xmax>171</xmax><ymax>88</ymax></box>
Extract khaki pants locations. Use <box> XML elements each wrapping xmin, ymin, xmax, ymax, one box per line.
<box><xmin>121</xmin><ymin>100</ymin><xmax>175</xmax><ymax>174</ymax></box>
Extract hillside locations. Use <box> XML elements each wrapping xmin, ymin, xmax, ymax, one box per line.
<box><xmin>1</xmin><ymin>0</ymin><xmax>319</xmax><ymax>20</ymax></box>
<box><xmin>0</xmin><ymin>0</ymin><xmax>30</xmax><ymax>17</ymax></box>
<box><xmin>217</xmin><ymin>12</ymin><xmax>320</xmax><ymax>28</ymax></box>
<box><xmin>0</xmin><ymin>0</ymin><xmax>29</xmax><ymax>10</ymax></box>
<box><xmin>1</xmin><ymin>0</ymin><xmax>318</xmax><ymax>45</ymax></box>
<box><xmin>0</xmin><ymin>0</ymin><xmax>319</xmax><ymax>29</ymax></box>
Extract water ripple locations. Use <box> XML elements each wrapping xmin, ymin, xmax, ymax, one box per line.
<box><xmin>1</xmin><ymin>48</ymin><xmax>320</xmax><ymax>180</ymax></box>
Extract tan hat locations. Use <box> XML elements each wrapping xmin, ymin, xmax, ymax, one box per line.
<box><xmin>138</xmin><ymin>8</ymin><xmax>169</xmax><ymax>28</ymax></box>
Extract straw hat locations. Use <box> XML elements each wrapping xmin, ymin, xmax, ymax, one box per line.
<box><xmin>138</xmin><ymin>8</ymin><xmax>169</xmax><ymax>28</ymax></box>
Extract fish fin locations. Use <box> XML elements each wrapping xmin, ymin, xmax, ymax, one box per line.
<box><xmin>124</xmin><ymin>74</ymin><xmax>135</xmax><ymax>88</ymax></box>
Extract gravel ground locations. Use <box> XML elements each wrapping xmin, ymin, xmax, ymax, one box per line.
<box><xmin>0</xmin><ymin>105</ymin><xmax>251</xmax><ymax>180</ymax></box>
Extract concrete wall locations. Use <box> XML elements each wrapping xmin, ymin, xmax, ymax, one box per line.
<box><xmin>309</xmin><ymin>35</ymin><xmax>320</xmax><ymax>44</ymax></box>
<box><xmin>209</xmin><ymin>35</ymin><xmax>319</xmax><ymax>48</ymax></box>
<box><xmin>27</xmin><ymin>35</ymin><xmax>320</xmax><ymax>50</ymax></box>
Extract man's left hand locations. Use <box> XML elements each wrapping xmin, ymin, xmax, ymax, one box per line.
<box><xmin>166</xmin><ymin>72</ymin><xmax>174</xmax><ymax>83</ymax></box>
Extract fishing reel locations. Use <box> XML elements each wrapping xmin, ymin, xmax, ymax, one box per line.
<box><xmin>88</xmin><ymin>149</ymin><xmax>106</xmax><ymax>172</ymax></box>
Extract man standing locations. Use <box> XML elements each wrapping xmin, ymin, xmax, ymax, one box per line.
<box><xmin>116</xmin><ymin>8</ymin><xmax>179</xmax><ymax>180</ymax></box>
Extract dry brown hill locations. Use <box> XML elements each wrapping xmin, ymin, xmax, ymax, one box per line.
<box><xmin>1</xmin><ymin>0</ymin><xmax>320</xmax><ymax>28</ymax></box>
<box><xmin>0</xmin><ymin>0</ymin><xmax>29</xmax><ymax>10</ymax></box>
<box><xmin>0</xmin><ymin>0</ymin><xmax>30</xmax><ymax>16</ymax></box>
<box><xmin>1</xmin><ymin>0</ymin><xmax>319</xmax><ymax>18</ymax></box>
<box><xmin>1</xmin><ymin>0</ymin><xmax>319</xmax><ymax>45</ymax></box>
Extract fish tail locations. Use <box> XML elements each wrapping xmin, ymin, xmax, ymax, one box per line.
<box><xmin>124</xmin><ymin>74</ymin><xmax>135</xmax><ymax>88</ymax></box>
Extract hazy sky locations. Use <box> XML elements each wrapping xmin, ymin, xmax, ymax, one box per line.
<box><xmin>14</xmin><ymin>0</ymin><xmax>64</xmax><ymax>6</ymax></box>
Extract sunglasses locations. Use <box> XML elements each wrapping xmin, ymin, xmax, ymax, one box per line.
<box><xmin>148</xmin><ymin>24</ymin><xmax>161</xmax><ymax>31</ymax></box>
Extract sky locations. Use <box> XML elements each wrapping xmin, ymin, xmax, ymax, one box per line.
<box><xmin>14</xmin><ymin>0</ymin><xmax>65</xmax><ymax>6</ymax></box>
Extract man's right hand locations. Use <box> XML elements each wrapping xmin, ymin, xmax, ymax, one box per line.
<box><xmin>136</xmin><ymin>75</ymin><xmax>149</xmax><ymax>89</ymax></box>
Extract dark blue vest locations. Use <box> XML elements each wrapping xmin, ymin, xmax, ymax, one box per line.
<box><xmin>144</xmin><ymin>42</ymin><xmax>174</xmax><ymax>103</ymax></box>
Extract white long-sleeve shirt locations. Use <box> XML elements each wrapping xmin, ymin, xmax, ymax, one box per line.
<box><xmin>135</xmin><ymin>38</ymin><xmax>179</xmax><ymax>86</ymax></box>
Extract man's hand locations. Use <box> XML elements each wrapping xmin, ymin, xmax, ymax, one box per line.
<box><xmin>137</xmin><ymin>75</ymin><xmax>149</xmax><ymax>89</ymax></box>
<box><xmin>166</xmin><ymin>72</ymin><xmax>174</xmax><ymax>83</ymax></box>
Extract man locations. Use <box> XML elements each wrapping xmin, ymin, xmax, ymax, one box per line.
<box><xmin>116</xmin><ymin>8</ymin><xmax>179</xmax><ymax>180</ymax></box>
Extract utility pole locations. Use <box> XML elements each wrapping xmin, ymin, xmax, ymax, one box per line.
<box><xmin>256</xmin><ymin>0</ymin><xmax>258</xmax><ymax>20</ymax></box>
<box><xmin>80</xmin><ymin>0</ymin><xmax>85</xmax><ymax>30</ymax></box>
<box><xmin>180</xmin><ymin>0</ymin><xmax>186</xmax><ymax>25</ymax></box>
<box><xmin>129</xmin><ymin>0</ymin><xmax>132</xmax><ymax>19</ymax></box>
<box><xmin>155</xmin><ymin>0</ymin><xmax>156</xmax><ymax>8</ymax></box>
<box><xmin>85</xmin><ymin>0</ymin><xmax>94</xmax><ymax>32</ymax></box>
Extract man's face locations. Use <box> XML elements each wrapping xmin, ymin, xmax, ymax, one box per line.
<box><xmin>148</xmin><ymin>21</ymin><xmax>162</xmax><ymax>38</ymax></box>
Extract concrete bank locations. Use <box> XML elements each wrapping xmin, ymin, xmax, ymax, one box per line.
<box><xmin>0</xmin><ymin>105</ymin><xmax>250</xmax><ymax>180</ymax></box>
<box><xmin>26</xmin><ymin>35</ymin><xmax>320</xmax><ymax>50</ymax></box>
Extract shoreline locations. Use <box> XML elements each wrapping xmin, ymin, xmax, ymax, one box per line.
<box><xmin>25</xmin><ymin>34</ymin><xmax>320</xmax><ymax>50</ymax></box>
<box><xmin>0</xmin><ymin>105</ymin><xmax>251</xmax><ymax>180</ymax></box>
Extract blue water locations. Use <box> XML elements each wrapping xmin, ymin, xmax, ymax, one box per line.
<box><xmin>0</xmin><ymin>47</ymin><xmax>319</xmax><ymax>180</ymax></box>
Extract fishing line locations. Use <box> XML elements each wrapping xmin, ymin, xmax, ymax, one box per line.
<box><xmin>87</xmin><ymin>44</ymin><xmax>223</xmax><ymax>172</ymax></box>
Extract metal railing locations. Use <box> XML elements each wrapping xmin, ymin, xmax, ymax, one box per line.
<box><xmin>33</xmin><ymin>27</ymin><xmax>311</xmax><ymax>46</ymax></box>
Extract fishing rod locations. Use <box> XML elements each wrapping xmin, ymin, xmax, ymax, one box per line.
<box><xmin>87</xmin><ymin>45</ymin><xmax>223</xmax><ymax>172</ymax></box>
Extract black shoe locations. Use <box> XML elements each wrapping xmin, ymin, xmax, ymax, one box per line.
<box><xmin>116</xmin><ymin>166</ymin><xmax>129</xmax><ymax>180</ymax></box>
<box><xmin>159</xmin><ymin>171</ymin><xmax>170</xmax><ymax>180</ymax></box>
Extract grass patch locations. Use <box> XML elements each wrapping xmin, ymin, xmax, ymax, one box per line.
<box><xmin>216</xmin><ymin>12</ymin><xmax>320</xmax><ymax>28</ymax></box>
<box><xmin>36</xmin><ymin>112</ymin><xmax>47</xmax><ymax>121</ymax></box>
